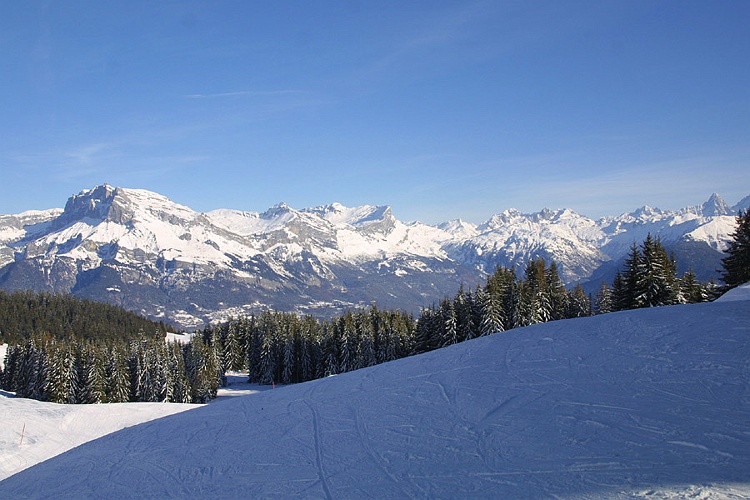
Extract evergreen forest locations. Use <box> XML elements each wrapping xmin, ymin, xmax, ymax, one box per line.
<box><xmin>3</xmin><ymin>218</ymin><xmax>745</xmax><ymax>406</ymax></box>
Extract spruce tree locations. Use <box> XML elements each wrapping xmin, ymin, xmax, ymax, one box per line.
<box><xmin>440</xmin><ymin>299</ymin><xmax>459</xmax><ymax>346</ymax></box>
<box><xmin>637</xmin><ymin>234</ymin><xmax>678</xmax><ymax>307</ymax></box>
<box><xmin>565</xmin><ymin>284</ymin><xmax>591</xmax><ymax>318</ymax></box>
<box><xmin>594</xmin><ymin>281</ymin><xmax>613</xmax><ymax>314</ymax></box>
<box><xmin>545</xmin><ymin>261</ymin><xmax>567</xmax><ymax>320</ymax></box>
<box><xmin>721</xmin><ymin>209</ymin><xmax>750</xmax><ymax>289</ymax></box>
<box><xmin>476</xmin><ymin>286</ymin><xmax>503</xmax><ymax>335</ymax></box>
<box><xmin>622</xmin><ymin>243</ymin><xmax>643</xmax><ymax>310</ymax></box>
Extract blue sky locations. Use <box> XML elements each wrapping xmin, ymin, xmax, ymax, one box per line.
<box><xmin>2</xmin><ymin>1</ymin><xmax>749</xmax><ymax>224</ymax></box>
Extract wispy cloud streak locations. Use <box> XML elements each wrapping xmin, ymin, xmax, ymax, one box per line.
<box><xmin>184</xmin><ymin>90</ymin><xmax>309</xmax><ymax>99</ymax></box>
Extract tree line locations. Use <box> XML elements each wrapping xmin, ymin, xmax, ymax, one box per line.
<box><xmin>0</xmin><ymin>290</ymin><xmax>173</xmax><ymax>344</ymax></box>
<box><xmin>2</xmin><ymin>334</ymin><xmax>219</xmax><ymax>404</ymax></box>
<box><xmin>594</xmin><ymin>234</ymin><xmax>719</xmax><ymax>313</ymax></box>
<box><xmin>2</xmin><ymin>208</ymin><xmax>748</xmax><ymax>404</ymax></box>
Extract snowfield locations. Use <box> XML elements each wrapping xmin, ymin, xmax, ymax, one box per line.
<box><xmin>1</xmin><ymin>295</ymin><xmax>749</xmax><ymax>498</ymax></box>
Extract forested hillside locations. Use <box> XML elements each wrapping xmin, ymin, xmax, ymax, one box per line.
<box><xmin>0</xmin><ymin>291</ymin><xmax>174</xmax><ymax>344</ymax></box>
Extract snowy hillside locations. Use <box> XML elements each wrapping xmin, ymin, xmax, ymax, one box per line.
<box><xmin>0</xmin><ymin>185</ymin><xmax>744</xmax><ymax>327</ymax></box>
<box><xmin>1</xmin><ymin>297</ymin><xmax>748</xmax><ymax>498</ymax></box>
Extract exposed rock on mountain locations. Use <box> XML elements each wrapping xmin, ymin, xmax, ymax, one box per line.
<box><xmin>0</xmin><ymin>185</ymin><xmax>742</xmax><ymax>328</ymax></box>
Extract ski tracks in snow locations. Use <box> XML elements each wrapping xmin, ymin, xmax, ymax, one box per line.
<box><xmin>303</xmin><ymin>399</ymin><xmax>332</xmax><ymax>500</ymax></box>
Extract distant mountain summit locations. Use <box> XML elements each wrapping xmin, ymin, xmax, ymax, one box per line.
<box><xmin>0</xmin><ymin>185</ymin><xmax>744</xmax><ymax>328</ymax></box>
<box><xmin>701</xmin><ymin>193</ymin><xmax>731</xmax><ymax>217</ymax></box>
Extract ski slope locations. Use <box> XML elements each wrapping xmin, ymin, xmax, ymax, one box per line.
<box><xmin>1</xmin><ymin>297</ymin><xmax>749</xmax><ymax>498</ymax></box>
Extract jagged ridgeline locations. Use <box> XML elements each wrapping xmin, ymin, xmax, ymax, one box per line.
<box><xmin>0</xmin><ymin>290</ymin><xmax>174</xmax><ymax>344</ymax></box>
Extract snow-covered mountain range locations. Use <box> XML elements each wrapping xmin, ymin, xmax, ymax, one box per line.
<box><xmin>0</xmin><ymin>185</ymin><xmax>746</xmax><ymax>328</ymax></box>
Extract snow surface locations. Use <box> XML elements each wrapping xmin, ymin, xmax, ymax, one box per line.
<box><xmin>716</xmin><ymin>282</ymin><xmax>750</xmax><ymax>302</ymax></box>
<box><xmin>0</xmin><ymin>397</ymin><xmax>198</xmax><ymax>482</ymax></box>
<box><xmin>1</xmin><ymin>299</ymin><xmax>749</xmax><ymax>498</ymax></box>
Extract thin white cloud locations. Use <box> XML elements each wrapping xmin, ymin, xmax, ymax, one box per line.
<box><xmin>184</xmin><ymin>90</ymin><xmax>309</xmax><ymax>99</ymax></box>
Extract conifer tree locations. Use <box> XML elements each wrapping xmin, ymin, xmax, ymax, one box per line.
<box><xmin>74</xmin><ymin>344</ymin><xmax>106</xmax><ymax>404</ymax></box>
<box><xmin>637</xmin><ymin>234</ymin><xmax>678</xmax><ymax>307</ymax></box>
<box><xmin>621</xmin><ymin>243</ymin><xmax>643</xmax><ymax>310</ymax></box>
<box><xmin>454</xmin><ymin>286</ymin><xmax>476</xmax><ymax>342</ymax></box>
<box><xmin>518</xmin><ymin>258</ymin><xmax>550</xmax><ymax>326</ymax></box>
<box><xmin>679</xmin><ymin>270</ymin><xmax>702</xmax><ymax>304</ymax></box>
<box><xmin>258</xmin><ymin>320</ymin><xmax>278</xmax><ymax>385</ymax></box>
<box><xmin>721</xmin><ymin>209</ymin><xmax>750</xmax><ymax>289</ymax></box>
<box><xmin>440</xmin><ymin>299</ymin><xmax>459</xmax><ymax>346</ymax></box>
<box><xmin>415</xmin><ymin>306</ymin><xmax>441</xmax><ymax>353</ymax></box>
<box><xmin>594</xmin><ymin>281</ymin><xmax>613</xmax><ymax>314</ymax></box>
<box><xmin>167</xmin><ymin>341</ymin><xmax>192</xmax><ymax>403</ymax></box>
<box><xmin>46</xmin><ymin>343</ymin><xmax>76</xmax><ymax>403</ymax></box>
<box><xmin>282</xmin><ymin>331</ymin><xmax>296</xmax><ymax>384</ymax></box>
<box><xmin>104</xmin><ymin>344</ymin><xmax>132</xmax><ymax>403</ymax></box>
<box><xmin>545</xmin><ymin>261</ymin><xmax>568</xmax><ymax>320</ymax></box>
<box><xmin>357</xmin><ymin>313</ymin><xmax>377</xmax><ymax>369</ymax></box>
<box><xmin>565</xmin><ymin>284</ymin><xmax>590</xmax><ymax>318</ymax></box>
<box><xmin>476</xmin><ymin>286</ymin><xmax>503</xmax><ymax>335</ymax></box>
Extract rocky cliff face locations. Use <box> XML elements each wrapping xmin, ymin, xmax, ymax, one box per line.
<box><xmin>0</xmin><ymin>185</ymin><xmax>742</xmax><ymax>328</ymax></box>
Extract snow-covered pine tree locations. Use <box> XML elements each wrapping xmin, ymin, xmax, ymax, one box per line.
<box><xmin>258</xmin><ymin>319</ymin><xmax>278</xmax><ymax>385</ymax></box>
<box><xmin>1</xmin><ymin>344</ymin><xmax>19</xmax><ymax>391</ymax></box>
<box><xmin>299</xmin><ymin>316</ymin><xmax>318</xmax><ymax>382</ymax></box>
<box><xmin>594</xmin><ymin>281</ymin><xmax>614</xmax><ymax>314</ymax></box>
<box><xmin>636</xmin><ymin>234</ymin><xmax>678</xmax><ymax>307</ymax></box>
<box><xmin>440</xmin><ymin>298</ymin><xmax>459</xmax><ymax>347</ymax></box>
<box><xmin>104</xmin><ymin>344</ymin><xmax>132</xmax><ymax>403</ymax></box>
<box><xmin>321</xmin><ymin>321</ymin><xmax>339</xmax><ymax>377</ymax></box>
<box><xmin>679</xmin><ymin>269</ymin><xmax>701</xmax><ymax>304</ymax></box>
<box><xmin>620</xmin><ymin>243</ymin><xmax>643</xmax><ymax>310</ymax></box>
<box><xmin>476</xmin><ymin>285</ymin><xmax>503</xmax><ymax>335</ymax></box>
<box><xmin>565</xmin><ymin>284</ymin><xmax>591</xmax><ymax>318</ymax></box>
<box><xmin>518</xmin><ymin>258</ymin><xmax>550</xmax><ymax>326</ymax></box>
<box><xmin>225</xmin><ymin>321</ymin><xmax>246</xmax><ymax>372</ymax></box>
<box><xmin>357</xmin><ymin>312</ymin><xmax>377</xmax><ymax>369</ymax></box>
<box><xmin>74</xmin><ymin>343</ymin><xmax>106</xmax><ymax>404</ymax></box>
<box><xmin>47</xmin><ymin>342</ymin><xmax>76</xmax><ymax>403</ymax></box>
<box><xmin>282</xmin><ymin>329</ymin><xmax>296</xmax><ymax>385</ymax></box>
<box><xmin>338</xmin><ymin>312</ymin><xmax>357</xmax><ymax>373</ymax></box>
<box><xmin>185</xmin><ymin>336</ymin><xmax>219</xmax><ymax>403</ymax></box>
<box><xmin>454</xmin><ymin>286</ymin><xmax>477</xmax><ymax>342</ymax></box>
<box><xmin>545</xmin><ymin>261</ymin><xmax>568</xmax><ymax>321</ymax></box>
<box><xmin>414</xmin><ymin>305</ymin><xmax>440</xmax><ymax>353</ymax></box>
<box><xmin>167</xmin><ymin>341</ymin><xmax>192</xmax><ymax>403</ymax></box>
<box><xmin>245</xmin><ymin>315</ymin><xmax>263</xmax><ymax>383</ymax></box>
<box><xmin>485</xmin><ymin>266</ymin><xmax>516</xmax><ymax>330</ymax></box>
<box><xmin>721</xmin><ymin>209</ymin><xmax>750</xmax><ymax>289</ymax></box>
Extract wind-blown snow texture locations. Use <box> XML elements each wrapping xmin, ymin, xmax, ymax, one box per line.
<box><xmin>1</xmin><ymin>297</ymin><xmax>749</xmax><ymax>498</ymax></box>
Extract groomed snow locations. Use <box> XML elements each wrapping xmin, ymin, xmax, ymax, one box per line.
<box><xmin>716</xmin><ymin>282</ymin><xmax>750</xmax><ymax>302</ymax></box>
<box><xmin>1</xmin><ymin>299</ymin><xmax>749</xmax><ymax>498</ymax></box>
<box><xmin>0</xmin><ymin>396</ymin><xmax>198</xmax><ymax>482</ymax></box>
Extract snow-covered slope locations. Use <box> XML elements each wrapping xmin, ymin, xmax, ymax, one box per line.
<box><xmin>1</xmin><ymin>299</ymin><xmax>748</xmax><ymax>498</ymax></box>
<box><xmin>0</xmin><ymin>185</ymin><xmax>744</xmax><ymax>327</ymax></box>
<box><xmin>716</xmin><ymin>282</ymin><xmax>750</xmax><ymax>302</ymax></box>
<box><xmin>0</xmin><ymin>397</ymin><xmax>197</xmax><ymax>482</ymax></box>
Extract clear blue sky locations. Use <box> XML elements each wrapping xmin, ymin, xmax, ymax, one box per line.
<box><xmin>2</xmin><ymin>1</ymin><xmax>749</xmax><ymax>223</ymax></box>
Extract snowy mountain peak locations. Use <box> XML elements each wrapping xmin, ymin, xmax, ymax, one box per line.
<box><xmin>478</xmin><ymin>208</ymin><xmax>523</xmax><ymax>231</ymax></box>
<box><xmin>263</xmin><ymin>202</ymin><xmax>293</xmax><ymax>216</ymax></box>
<box><xmin>0</xmin><ymin>185</ymin><xmax>747</xmax><ymax>327</ymax></box>
<box><xmin>630</xmin><ymin>205</ymin><xmax>664</xmax><ymax>219</ymax></box>
<box><xmin>307</xmin><ymin>203</ymin><xmax>394</xmax><ymax>229</ymax></box>
<box><xmin>701</xmin><ymin>193</ymin><xmax>730</xmax><ymax>217</ymax></box>
<box><xmin>61</xmin><ymin>184</ymin><xmax>118</xmax><ymax>222</ymax></box>
<box><xmin>731</xmin><ymin>195</ymin><xmax>750</xmax><ymax>214</ymax></box>
<box><xmin>438</xmin><ymin>219</ymin><xmax>479</xmax><ymax>238</ymax></box>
